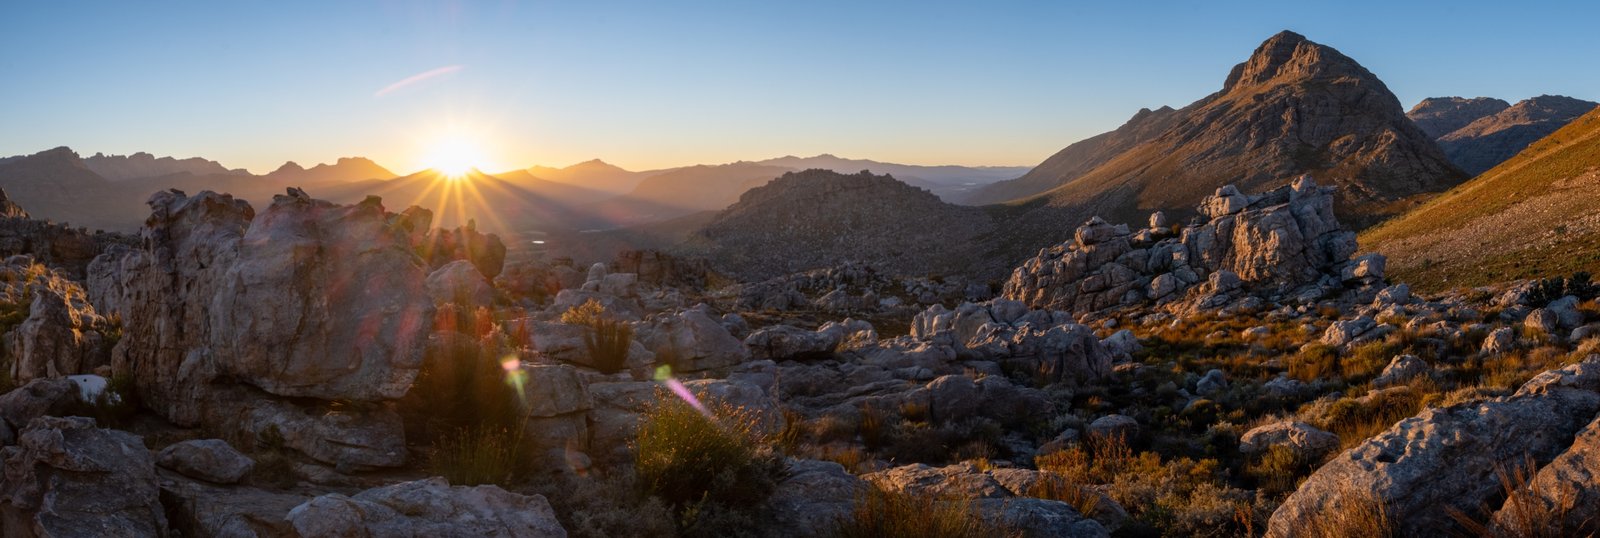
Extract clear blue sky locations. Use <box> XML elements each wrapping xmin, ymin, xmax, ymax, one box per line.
<box><xmin>2</xmin><ymin>1</ymin><xmax>1596</xmax><ymax>174</ymax></box>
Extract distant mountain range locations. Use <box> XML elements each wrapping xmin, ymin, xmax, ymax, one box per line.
<box><xmin>0</xmin><ymin>147</ymin><xmax>1024</xmax><ymax>233</ymax></box>
<box><xmin>1408</xmin><ymin>95</ymin><xmax>1598</xmax><ymax>175</ymax></box>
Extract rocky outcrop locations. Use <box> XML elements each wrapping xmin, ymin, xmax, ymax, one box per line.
<box><xmin>765</xmin><ymin>459</ymin><xmax>870</xmax><ymax>536</ymax></box>
<box><xmin>0</xmin><ymin>189</ymin><xmax>137</xmax><ymax>277</ymax></box>
<box><xmin>394</xmin><ymin>205</ymin><xmax>508</xmax><ymax>279</ymax></box>
<box><xmin>1004</xmin><ymin>176</ymin><xmax>1380</xmax><ymax>315</ymax></box>
<box><xmin>0</xmin><ymin>416</ymin><xmax>168</xmax><ymax>536</ymax></box>
<box><xmin>286</xmin><ymin>477</ymin><xmax>566</xmax><ymax>537</ymax></box>
<box><xmin>732</xmin><ymin>261</ymin><xmax>985</xmax><ymax>313</ymax></box>
<box><xmin>86</xmin><ymin>188</ymin><xmax>434</xmax><ymax>468</ymax></box>
<box><xmin>3</xmin><ymin>271</ymin><xmax>116</xmax><ymax>383</ymax></box>
<box><xmin>1268</xmin><ymin>357</ymin><xmax>1600</xmax><ymax>536</ymax></box>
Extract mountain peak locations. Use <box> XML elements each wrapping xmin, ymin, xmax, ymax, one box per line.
<box><xmin>274</xmin><ymin>161</ymin><xmax>305</xmax><ymax>174</ymax></box>
<box><xmin>1223</xmin><ymin>30</ymin><xmax>1362</xmax><ymax>92</ymax></box>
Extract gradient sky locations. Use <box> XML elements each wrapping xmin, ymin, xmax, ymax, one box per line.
<box><xmin>2</xmin><ymin>1</ymin><xmax>1597</xmax><ymax>175</ymax></box>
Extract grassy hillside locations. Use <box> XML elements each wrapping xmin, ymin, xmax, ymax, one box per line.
<box><xmin>1362</xmin><ymin>108</ymin><xmax>1600</xmax><ymax>291</ymax></box>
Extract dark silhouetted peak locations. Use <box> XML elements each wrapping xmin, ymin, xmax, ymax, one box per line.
<box><xmin>274</xmin><ymin>161</ymin><xmax>306</xmax><ymax>174</ymax></box>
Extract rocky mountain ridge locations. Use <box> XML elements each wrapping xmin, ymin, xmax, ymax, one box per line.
<box><xmin>974</xmin><ymin>31</ymin><xmax>1465</xmax><ymax>264</ymax></box>
<box><xmin>686</xmin><ymin>169</ymin><xmax>998</xmax><ymax>280</ymax></box>
<box><xmin>1419</xmin><ymin>94</ymin><xmax>1599</xmax><ymax>174</ymax></box>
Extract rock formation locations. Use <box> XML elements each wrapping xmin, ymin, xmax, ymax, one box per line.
<box><xmin>286</xmin><ymin>478</ymin><xmax>567</xmax><ymax>537</ymax></box>
<box><xmin>86</xmin><ymin>188</ymin><xmax>435</xmax><ymax>469</ymax></box>
<box><xmin>1269</xmin><ymin>357</ymin><xmax>1600</xmax><ymax>536</ymax></box>
<box><xmin>1004</xmin><ymin>176</ymin><xmax>1381</xmax><ymax>314</ymax></box>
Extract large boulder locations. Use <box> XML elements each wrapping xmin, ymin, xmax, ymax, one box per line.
<box><xmin>636</xmin><ymin>304</ymin><xmax>751</xmax><ymax>373</ymax></box>
<box><xmin>0</xmin><ymin>377</ymin><xmax>82</xmax><ymax>432</ymax></box>
<box><xmin>286</xmin><ymin>477</ymin><xmax>566</xmax><ymax>537</ymax></box>
<box><xmin>0</xmin><ymin>416</ymin><xmax>168</xmax><ymax>536</ymax></box>
<box><xmin>1238</xmin><ymin>420</ymin><xmax>1339</xmax><ymax>461</ymax></box>
<box><xmin>745</xmin><ymin>324</ymin><xmax>841</xmax><ymax>361</ymax></box>
<box><xmin>159</xmin><ymin>472</ymin><xmax>310</xmax><ymax>538</ymax></box>
<box><xmin>86</xmin><ymin>189</ymin><xmax>434</xmax><ymax>468</ymax></box>
<box><xmin>765</xmin><ymin>459</ymin><xmax>869</xmax><ymax>536</ymax></box>
<box><xmin>1268</xmin><ymin>358</ymin><xmax>1600</xmax><ymax>536</ymax></box>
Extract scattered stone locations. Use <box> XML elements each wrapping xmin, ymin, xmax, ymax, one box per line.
<box><xmin>156</xmin><ymin>439</ymin><xmax>255</xmax><ymax>484</ymax></box>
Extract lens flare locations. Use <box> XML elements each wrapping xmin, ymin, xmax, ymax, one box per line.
<box><xmin>502</xmin><ymin>356</ymin><xmax>528</xmax><ymax>405</ymax></box>
<box><xmin>654</xmin><ymin>364</ymin><xmax>711</xmax><ymax>419</ymax></box>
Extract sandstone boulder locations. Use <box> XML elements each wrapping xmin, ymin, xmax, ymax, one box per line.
<box><xmin>426</xmin><ymin>259</ymin><xmax>496</xmax><ymax>306</ymax></box>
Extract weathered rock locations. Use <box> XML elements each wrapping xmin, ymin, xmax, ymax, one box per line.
<box><xmin>1087</xmin><ymin>414</ymin><xmax>1139</xmax><ymax>442</ymax></box>
<box><xmin>6</xmin><ymin>284</ymin><xmax>113</xmax><ymax>383</ymax></box>
<box><xmin>286</xmin><ymin>477</ymin><xmax>566</xmax><ymax>537</ymax></box>
<box><xmin>0</xmin><ymin>416</ymin><xmax>168</xmax><ymax>536</ymax></box>
<box><xmin>0</xmin><ymin>377</ymin><xmax>82</xmax><ymax>432</ymax></box>
<box><xmin>426</xmin><ymin>259</ymin><xmax>496</xmax><ymax>306</ymax></box>
<box><xmin>975</xmin><ymin>497</ymin><xmax>1109</xmax><ymax>538</ymax></box>
<box><xmin>863</xmin><ymin>463</ymin><xmax>1010</xmax><ymax>499</ymax></box>
<box><xmin>1491</xmin><ymin>413</ymin><xmax>1600</xmax><ymax>535</ymax></box>
<box><xmin>158</xmin><ymin>472</ymin><xmax>310</xmax><ymax>538</ymax></box>
<box><xmin>1526</xmin><ymin>307</ymin><xmax>1560</xmax><ymax>335</ymax></box>
<box><xmin>1239</xmin><ymin>421</ymin><xmax>1339</xmax><ymax>461</ymax></box>
<box><xmin>1372</xmin><ymin>354</ymin><xmax>1429</xmax><ymax>388</ymax></box>
<box><xmin>766</xmin><ymin>459</ymin><xmax>869</xmax><ymax>537</ymax></box>
<box><xmin>86</xmin><ymin>190</ymin><xmax>433</xmax><ymax>468</ymax></box>
<box><xmin>1196</xmin><ymin>369</ymin><xmax>1228</xmax><ymax>396</ymax></box>
<box><xmin>1268</xmin><ymin>358</ymin><xmax>1600</xmax><ymax>536</ymax></box>
<box><xmin>745</xmin><ymin>324</ymin><xmax>841</xmax><ymax>361</ymax></box>
<box><xmin>156</xmin><ymin>439</ymin><xmax>255</xmax><ymax>485</ymax></box>
<box><xmin>1483</xmin><ymin>326</ymin><xmax>1517</xmax><ymax>354</ymax></box>
<box><xmin>636</xmin><ymin>304</ymin><xmax>751</xmax><ymax>373</ymax></box>
<box><xmin>1321</xmin><ymin>316</ymin><xmax>1378</xmax><ymax>347</ymax></box>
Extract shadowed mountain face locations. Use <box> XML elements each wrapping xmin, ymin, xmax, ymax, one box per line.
<box><xmin>0</xmin><ymin>147</ymin><xmax>147</xmax><ymax>230</ymax></box>
<box><xmin>1411</xmin><ymin>95</ymin><xmax>1598</xmax><ymax>175</ymax></box>
<box><xmin>1364</xmin><ymin>107</ymin><xmax>1600</xmax><ymax>291</ymax></box>
<box><xmin>976</xmin><ymin>31</ymin><xmax>1465</xmax><ymax>259</ymax></box>
<box><xmin>684</xmin><ymin>169</ymin><xmax>997</xmax><ymax>279</ymax></box>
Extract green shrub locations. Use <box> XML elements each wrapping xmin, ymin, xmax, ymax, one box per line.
<box><xmin>634</xmin><ymin>391</ymin><xmax>786</xmax><ymax>531</ymax></box>
<box><xmin>399</xmin><ymin>329</ymin><xmax>529</xmax><ymax>484</ymax></box>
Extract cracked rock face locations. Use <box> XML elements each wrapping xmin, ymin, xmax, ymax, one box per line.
<box><xmin>0</xmin><ymin>416</ymin><xmax>168</xmax><ymax>536</ymax></box>
<box><xmin>86</xmin><ymin>188</ymin><xmax>434</xmax><ymax>469</ymax></box>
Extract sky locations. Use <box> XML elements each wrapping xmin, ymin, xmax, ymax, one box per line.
<box><xmin>2</xmin><ymin>1</ymin><xmax>1597</xmax><ymax>175</ymax></box>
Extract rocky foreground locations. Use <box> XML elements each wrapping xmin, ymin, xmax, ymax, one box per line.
<box><xmin>0</xmin><ymin>176</ymin><xmax>1596</xmax><ymax>536</ymax></box>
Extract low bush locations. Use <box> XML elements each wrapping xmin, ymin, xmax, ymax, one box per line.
<box><xmin>430</xmin><ymin>426</ymin><xmax>524</xmax><ymax>487</ymax></box>
<box><xmin>634</xmin><ymin>391</ymin><xmax>786</xmax><ymax>533</ymax></box>
<box><xmin>829</xmin><ymin>487</ymin><xmax>1019</xmax><ymax>538</ymax></box>
<box><xmin>563</xmin><ymin>299</ymin><xmax>634</xmax><ymax>374</ymax></box>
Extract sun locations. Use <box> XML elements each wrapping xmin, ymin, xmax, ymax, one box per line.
<box><xmin>422</xmin><ymin>134</ymin><xmax>489</xmax><ymax>178</ymax></box>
